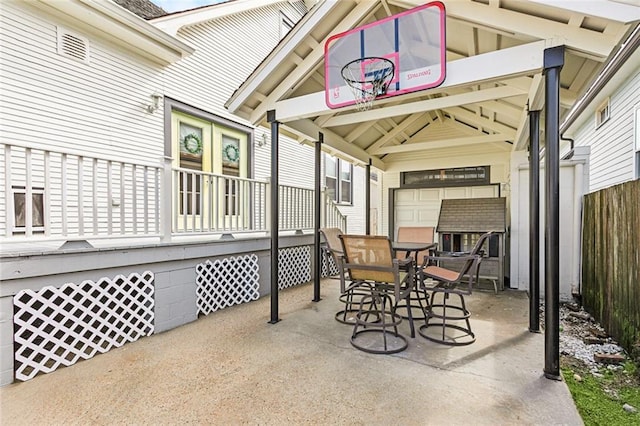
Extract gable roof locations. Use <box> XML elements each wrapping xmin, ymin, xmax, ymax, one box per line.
<box><xmin>151</xmin><ymin>0</ymin><xmax>308</xmax><ymax>35</ymax></box>
<box><xmin>112</xmin><ymin>0</ymin><xmax>167</xmax><ymax>19</ymax></box>
<box><xmin>30</xmin><ymin>0</ymin><xmax>193</xmax><ymax>64</ymax></box>
<box><xmin>225</xmin><ymin>0</ymin><xmax>640</xmax><ymax>170</ymax></box>
<box><xmin>437</xmin><ymin>198</ymin><xmax>506</xmax><ymax>233</ymax></box>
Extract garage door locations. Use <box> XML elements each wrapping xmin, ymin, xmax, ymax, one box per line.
<box><xmin>393</xmin><ymin>185</ymin><xmax>499</xmax><ymax>239</ymax></box>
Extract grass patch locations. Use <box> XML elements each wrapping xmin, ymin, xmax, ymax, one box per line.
<box><xmin>562</xmin><ymin>359</ymin><xmax>640</xmax><ymax>426</ymax></box>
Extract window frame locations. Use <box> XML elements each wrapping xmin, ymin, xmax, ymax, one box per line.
<box><xmin>595</xmin><ymin>97</ymin><xmax>611</xmax><ymax>129</ymax></box>
<box><xmin>279</xmin><ymin>12</ymin><xmax>295</xmax><ymax>39</ymax></box>
<box><xmin>324</xmin><ymin>154</ymin><xmax>353</xmax><ymax>205</ymax></box>
<box><xmin>12</xmin><ymin>185</ymin><xmax>45</xmax><ymax>234</ymax></box>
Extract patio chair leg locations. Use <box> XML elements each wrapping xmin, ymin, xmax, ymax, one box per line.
<box><xmin>418</xmin><ymin>290</ymin><xmax>475</xmax><ymax>346</ymax></box>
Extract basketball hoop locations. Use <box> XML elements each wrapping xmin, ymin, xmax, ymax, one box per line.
<box><xmin>341</xmin><ymin>57</ymin><xmax>395</xmax><ymax>111</ymax></box>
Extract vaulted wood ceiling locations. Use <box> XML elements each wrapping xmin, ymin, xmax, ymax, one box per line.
<box><xmin>226</xmin><ymin>0</ymin><xmax>639</xmax><ymax>170</ymax></box>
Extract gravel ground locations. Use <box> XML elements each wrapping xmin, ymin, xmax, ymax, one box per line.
<box><xmin>547</xmin><ymin>303</ymin><xmax>627</xmax><ymax>374</ymax></box>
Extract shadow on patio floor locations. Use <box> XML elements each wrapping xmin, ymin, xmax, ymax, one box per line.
<box><xmin>0</xmin><ymin>279</ymin><xmax>582</xmax><ymax>425</ymax></box>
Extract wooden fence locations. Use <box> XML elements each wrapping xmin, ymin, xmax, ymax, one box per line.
<box><xmin>582</xmin><ymin>180</ymin><xmax>640</xmax><ymax>352</ymax></box>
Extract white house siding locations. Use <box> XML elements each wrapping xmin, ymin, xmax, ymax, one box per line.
<box><xmin>0</xmin><ymin>2</ymin><xmax>166</xmax><ymax>163</ymax></box>
<box><xmin>338</xmin><ymin>165</ymin><xmax>367</xmax><ymax>234</ymax></box>
<box><xmin>573</xmin><ymin>70</ymin><xmax>640</xmax><ymax>192</ymax></box>
<box><xmin>161</xmin><ymin>1</ymin><xmax>311</xmax><ymax>187</ymax></box>
<box><xmin>0</xmin><ymin>2</ymin><xmax>168</xmax><ymax>237</ymax></box>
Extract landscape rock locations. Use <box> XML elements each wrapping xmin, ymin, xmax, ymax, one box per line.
<box><xmin>623</xmin><ymin>403</ymin><xmax>637</xmax><ymax>414</ymax></box>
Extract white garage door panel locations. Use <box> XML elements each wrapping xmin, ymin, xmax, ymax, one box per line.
<box><xmin>395</xmin><ymin>185</ymin><xmax>499</xmax><ymax>235</ymax></box>
<box><xmin>418</xmin><ymin>188</ymin><xmax>441</xmax><ymax>201</ymax></box>
<box><xmin>443</xmin><ymin>187</ymin><xmax>468</xmax><ymax>199</ymax></box>
<box><xmin>396</xmin><ymin>190</ymin><xmax>419</xmax><ymax>202</ymax></box>
<box><xmin>396</xmin><ymin>210</ymin><xmax>417</xmax><ymax>221</ymax></box>
<box><xmin>471</xmin><ymin>186</ymin><xmax>499</xmax><ymax>198</ymax></box>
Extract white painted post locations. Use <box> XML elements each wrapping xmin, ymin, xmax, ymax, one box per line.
<box><xmin>265</xmin><ymin>177</ymin><xmax>272</xmax><ymax>234</ymax></box>
<box><xmin>161</xmin><ymin>156</ymin><xmax>173</xmax><ymax>242</ymax></box>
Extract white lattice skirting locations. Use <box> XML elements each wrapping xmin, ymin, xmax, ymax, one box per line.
<box><xmin>13</xmin><ymin>271</ymin><xmax>155</xmax><ymax>381</ymax></box>
<box><xmin>196</xmin><ymin>254</ymin><xmax>260</xmax><ymax>315</ymax></box>
<box><xmin>321</xmin><ymin>249</ymin><xmax>340</xmax><ymax>277</ymax></box>
<box><xmin>278</xmin><ymin>246</ymin><xmax>311</xmax><ymax>290</ymax></box>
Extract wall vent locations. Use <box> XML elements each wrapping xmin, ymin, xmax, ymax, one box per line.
<box><xmin>57</xmin><ymin>27</ymin><xmax>89</xmax><ymax>63</ymax></box>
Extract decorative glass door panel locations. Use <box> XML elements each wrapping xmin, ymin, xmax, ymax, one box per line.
<box><xmin>215</xmin><ymin>127</ymin><xmax>247</xmax><ymax>229</ymax></box>
<box><xmin>171</xmin><ymin>110</ymin><xmax>248</xmax><ymax>232</ymax></box>
<box><xmin>172</xmin><ymin>112</ymin><xmax>212</xmax><ymax>229</ymax></box>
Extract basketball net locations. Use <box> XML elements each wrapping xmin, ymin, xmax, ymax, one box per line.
<box><xmin>342</xmin><ymin>58</ymin><xmax>395</xmax><ymax>111</ymax></box>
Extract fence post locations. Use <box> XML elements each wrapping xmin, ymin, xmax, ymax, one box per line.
<box><xmin>161</xmin><ymin>156</ymin><xmax>173</xmax><ymax>243</ymax></box>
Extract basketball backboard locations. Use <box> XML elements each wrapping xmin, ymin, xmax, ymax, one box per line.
<box><xmin>324</xmin><ymin>1</ymin><xmax>446</xmax><ymax>110</ymax></box>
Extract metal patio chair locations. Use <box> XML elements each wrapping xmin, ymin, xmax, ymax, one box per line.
<box><xmin>394</xmin><ymin>226</ymin><xmax>437</xmax><ymax>322</ymax></box>
<box><xmin>417</xmin><ymin>231</ymin><xmax>494</xmax><ymax>346</ymax></box>
<box><xmin>339</xmin><ymin>234</ymin><xmax>415</xmax><ymax>354</ymax></box>
<box><xmin>320</xmin><ymin>228</ymin><xmax>372</xmax><ymax>325</ymax></box>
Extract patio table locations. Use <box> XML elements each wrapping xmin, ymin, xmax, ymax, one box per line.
<box><xmin>391</xmin><ymin>241</ymin><xmax>438</xmax><ymax>334</ymax></box>
<box><xmin>392</xmin><ymin>241</ymin><xmax>437</xmax><ymax>264</ymax></box>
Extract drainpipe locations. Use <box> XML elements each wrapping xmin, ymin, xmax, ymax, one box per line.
<box><xmin>572</xmin><ymin>161</ymin><xmax>584</xmax><ymax>299</ymax></box>
<box><xmin>365</xmin><ymin>159</ymin><xmax>371</xmax><ymax>235</ymax></box>
<box><xmin>543</xmin><ymin>45</ymin><xmax>564</xmax><ymax>381</ymax></box>
<box><xmin>528</xmin><ymin>109</ymin><xmax>541</xmax><ymax>333</ymax></box>
<box><xmin>313</xmin><ymin>133</ymin><xmax>323</xmax><ymax>302</ymax></box>
<box><xmin>267</xmin><ymin>110</ymin><xmax>280</xmax><ymax>324</ymax></box>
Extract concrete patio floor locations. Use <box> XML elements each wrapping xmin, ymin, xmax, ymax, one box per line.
<box><xmin>0</xmin><ymin>279</ymin><xmax>582</xmax><ymax>425</ymax></box>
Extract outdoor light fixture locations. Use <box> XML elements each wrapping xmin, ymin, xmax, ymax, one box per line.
<box><xmin>257</xmin><ymin>133</ymin><xmax>268</xmax><ymax>147</ymax></box>
<box><xmin>146</xmin><ymin>92</ymin><xmax>163</xmax><ymax>113</ymax></box>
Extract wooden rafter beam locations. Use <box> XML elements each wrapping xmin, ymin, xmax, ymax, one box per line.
<box><xmin>275</xmin><ymin>40</ymin><xmax>552</xmax><ymax>123</ymax></box>
<box><xmin>373</xmin><ymin>134</ymin><xmax>514</xmax><ymax>154</ymax></box>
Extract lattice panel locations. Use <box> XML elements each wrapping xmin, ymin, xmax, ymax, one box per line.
<box><xmin>321</xmin><ymin>248</ymin><xmax>340</xmax><ymax>277</ymax></box>
<box><xmin>13</xmin><ymin>271</ymin><xmax>155</xmax><ymax>381</ymax></box>
<box><xmin>278</xmin><ymin>246</ymin><xmax>311</xmax><ymax>289</ymax></box>
<box><xmin>196</xmin><ymin>254</ymin><xmax>260</xmax><ymax>315</ymax></box>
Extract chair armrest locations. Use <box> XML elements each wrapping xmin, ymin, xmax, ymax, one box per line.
<box><xmin>419</xmin><ymin>254</ymin><xmax>478</xmax><ymax>269</ymax></box>
<box><xmin>397</xmin><ymin>257</ymin><xmax>413</xmax><ymax>267</ymax></box>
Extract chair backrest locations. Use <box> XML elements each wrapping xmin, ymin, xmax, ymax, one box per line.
<box><xmin>339</xmin><ymin>234</ymin><xmax>395</xmax><ymax>283</ymax></box>
<box><xmin>456</xmin><ymin>231</ymin><xmax>494</xmax><ymax>279</ymax></box>
<box><xmin>396</xmin><ymin>226</ymin><xmax>435</xmax><ymax>261</ymax></box>
<box><xmin>320</xmin><ymin>228</ymin><xmax>343</xmax><ymax>256</ymax></box>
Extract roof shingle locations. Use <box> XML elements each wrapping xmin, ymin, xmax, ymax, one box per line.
<box><xmin>436</xmin><ymin>198</ymin><xmax>506</xmax><ymax>233</ymax></box>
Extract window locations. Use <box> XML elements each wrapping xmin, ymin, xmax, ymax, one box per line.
<box><xmin>595</xmin><ymin>98</ymin><xmax>610</xmax><ymax>128</ymax></box>
<box><xmin>401</xmin><ymin>166</ymin><xmax>490</xmax><ymax>188</ymax></box>
<box><xmin>280</xmin><ymin>12</ymin><xmax>295</xmax><ymax>39</ymax></box>
<box><xmin>12</xmin><ymin>186</ymin><xmax>45</xmax><ymax>233</ymax></box>
<box><xmin>325</xmin><ymin>154</ymin><xmax>352</xmax><ymax>204</ymax></box>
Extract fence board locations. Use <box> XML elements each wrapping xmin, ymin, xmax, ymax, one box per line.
<box><xmin>582</xmin><ymin>180</ymin><xmax>640</xmax><ymax>352</ymax></box>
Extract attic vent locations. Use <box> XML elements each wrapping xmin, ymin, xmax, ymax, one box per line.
<box><xmin>57</xmin><ymin>27</ymin><xmax>89</xmax><ymax>63</ymax></box>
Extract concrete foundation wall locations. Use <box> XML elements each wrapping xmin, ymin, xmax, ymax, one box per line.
<box><xmin>0</xmin><ymin>233</ymin><xmax>315</xmax><ymax>386</ymax></box>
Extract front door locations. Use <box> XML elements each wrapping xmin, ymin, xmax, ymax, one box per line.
<box><xmin>172</xmin><ymin>111</ymin><xmax>248</xmax><ymax>231</ymax></box>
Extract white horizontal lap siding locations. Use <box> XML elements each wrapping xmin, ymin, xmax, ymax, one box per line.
<box><xmin>574</xmin><ymin>71</ymin><xmax>640</xmax><ymax>192</ymax></box>
<box><xmin>0</xmin><ymin>2</ymin><xmax>166</xmax><ymax>165</ymax></box>
<box><xmin>163</xmin><ymin>2</ymin><xmax>310</xmax><ymax>187</ymax></box>
<box><xmin>164</xmin><ymin>2</ymin><xmax>303</xmax><ymax>122</ymax></box>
